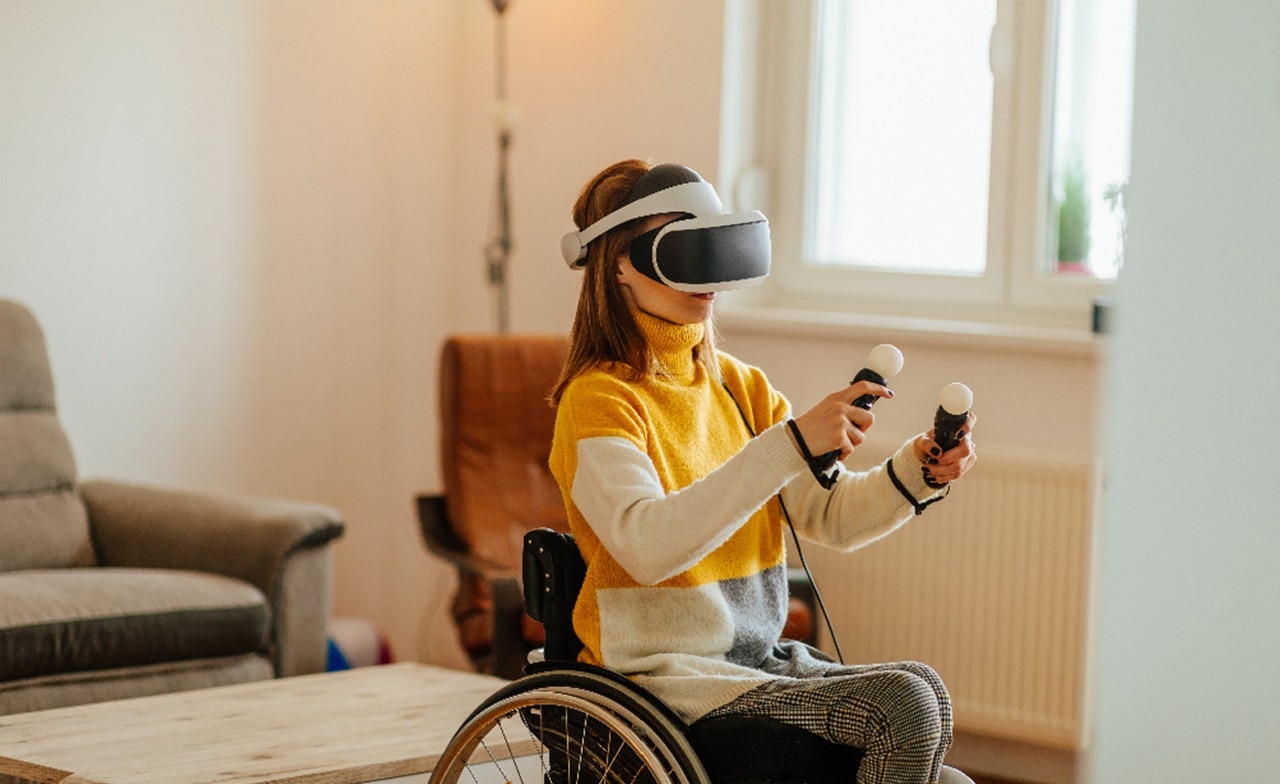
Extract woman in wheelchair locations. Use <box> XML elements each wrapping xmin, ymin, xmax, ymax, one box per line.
<box><xmin>541</xmin><ymin>160</ymin><xmax>978</xmax><ymax>784</ymax></box>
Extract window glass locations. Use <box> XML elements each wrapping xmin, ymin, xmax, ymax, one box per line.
<box><xmin>1046</xmin><ymin>0</ymin><xmax>1135</xmax><ymax>279</ymax></box>
<box><xmin>808</xmin><ymin>0</ymin><xmax>997</xmax><ymax>276</ymax></box>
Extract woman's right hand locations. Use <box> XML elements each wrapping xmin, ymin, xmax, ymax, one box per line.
<box><xmin>789</xmin><ymin>381</ymin><xmax>893</xmax><ymax>461</ymax></box>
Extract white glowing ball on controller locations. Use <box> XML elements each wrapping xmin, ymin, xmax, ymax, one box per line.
<box><xmin>868</xmin><ymin>344</ymin><xmax>904</xmax><ymax>378</ymax></box>
<box><xmin>939</xmin><ymin>382</ymin><xmax>974</xmax><ymax>415</ymax></box>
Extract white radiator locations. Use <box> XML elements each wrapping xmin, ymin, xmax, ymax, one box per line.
<box><xmin>800</xmin><ymin>449</ymin><xmax>1096</xmax><ymax>749</ymax></box>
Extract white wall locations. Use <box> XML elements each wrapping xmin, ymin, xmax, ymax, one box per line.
<box><xmin>1087</xmin><ymin>1</ymin><xmax>1280</xmax><ymax>780</ymax></box>
<box><xmin>2</xmin><ymin>0</ymin><xmax>467</xmax><ymax>666</ymax></box>
<box><xmin>0</xmin><ymin>0</ymin><xmax>726</xmax><ymax>665</ymax></box>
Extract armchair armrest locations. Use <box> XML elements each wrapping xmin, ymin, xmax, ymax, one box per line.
<box><xmin>416</xmin><ymin>493</ymin><xmax>526</xmax><ymax>678</ymax></box>
<box><xmin>415</xmin><ymin>494</ymin><xmax>519</xmax><ymax>582</ymax></box>
<box><xmin>786</xmin><ymin>567</ymin><xmax>818</xmax><ymax>645</ymax></box>
<box><xmin>80</xmin><ymin>479</ymin><xmax>345</xmax><ymax>676</ymax></box>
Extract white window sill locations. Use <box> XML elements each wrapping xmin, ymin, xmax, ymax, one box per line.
<box><xmin>715</xmin><ymin>303</ymin><xmax>1104</xmax><ymax>359</ymax></box>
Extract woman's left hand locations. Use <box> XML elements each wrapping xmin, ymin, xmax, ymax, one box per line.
<box><xmin>912</xmin><ymin>412</ymin><xmax>978</xmax><ymax>486</ymax></box>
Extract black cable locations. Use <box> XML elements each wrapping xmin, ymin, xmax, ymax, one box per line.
<box><xmin>777</xmin><ymin>494</ymin><xmax>845</xmax><ymax>664</ymax></box>
<box><xmin>721</xmin><ymin>382</ymin><xmax>846</xmax><ymax>664</ymax></box>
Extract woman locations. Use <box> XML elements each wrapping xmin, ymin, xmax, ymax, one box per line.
<box><xmin>549</xmin><ymin>159</ymin><xmax>977</xmax><ymax>784</ymax></box>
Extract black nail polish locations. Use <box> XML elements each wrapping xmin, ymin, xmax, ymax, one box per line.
<box><xmin>930</xmin><ymin>446</ymin><xmax>941</xmax><ymax>456</ymax></box>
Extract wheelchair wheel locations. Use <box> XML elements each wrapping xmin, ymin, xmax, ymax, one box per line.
<box><xmin>429</xmin><ymin>668</ymin><xmax>710</xmax><ymax>784</ymax></box>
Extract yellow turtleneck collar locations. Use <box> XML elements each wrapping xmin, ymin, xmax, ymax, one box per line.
<box><xmin>631</xmin><ymin>308</ymin><xmax>706</xmax><ymax>383</ymax></box>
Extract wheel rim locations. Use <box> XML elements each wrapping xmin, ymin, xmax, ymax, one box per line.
<box><xmin>430</xmin><ymin>688</ymin><xmax>686</xmax><ymax>784</ymax></box>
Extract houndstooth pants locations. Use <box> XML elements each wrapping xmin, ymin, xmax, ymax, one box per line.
<box><xmin>702</xmin><ymin>660</ymin><xmax>952</xmax><ymax>784</ymax></box>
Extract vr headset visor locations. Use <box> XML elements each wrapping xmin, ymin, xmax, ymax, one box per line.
<box><xmin>560</xmin><ymin>164</ymin><xmax>771</xmax><ymax>293</ymax></box>
<box><xmin>628</xmin><ymin>212</ymin><xmax>770</xmax><ymax>293</ymax></box>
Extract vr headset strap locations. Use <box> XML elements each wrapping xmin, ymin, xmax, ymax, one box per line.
<box><xmin>562</xmin><ymin>180</ymin><xmax>723</xmax><ymax>267</ymax></box>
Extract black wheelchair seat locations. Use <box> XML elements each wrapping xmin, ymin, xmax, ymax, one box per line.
<box><xmin>689</xmin><ymin>714</ymin><xmax>864</xmax><ymax>784</ymax></box>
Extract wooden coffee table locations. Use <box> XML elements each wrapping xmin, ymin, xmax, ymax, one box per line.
<box><xmin>0</xmin><ymin>663</ymin><xmax>507</xmax><ymax>784</ymax></box>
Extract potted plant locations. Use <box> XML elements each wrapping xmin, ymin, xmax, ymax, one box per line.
<box><xmin>1054</xmin><ymin>148</ymin><xmax>1092</xmax><ymax>274</ymax></box>
<box><xmin>1102</xmin><ymin>178</ymin><xmax>1128</xmax><ymax>272</ymax></box>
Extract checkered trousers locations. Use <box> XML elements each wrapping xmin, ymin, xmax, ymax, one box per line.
<box><xmin>702</xmin><ymin>660</ymin><xmax>952</xmax><ymax>784</ymax></box>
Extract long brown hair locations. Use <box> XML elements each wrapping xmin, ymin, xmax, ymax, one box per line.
<box><xmin>550</xmin><ymin>159</ymin><xmax>718</xmax><ymax>404</ymax></box>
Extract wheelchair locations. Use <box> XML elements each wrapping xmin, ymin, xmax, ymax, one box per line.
<box><xmin>428</xmin><ymin>528</ymin><xmax>864</xmax><ymax>784</ymax></box>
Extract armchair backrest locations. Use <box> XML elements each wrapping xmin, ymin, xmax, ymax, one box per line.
<box><xmin>439</xmin><ymin>334</ymin><xmax>571</xmax><ymax>572</ymax></box>
<box><xmin>0</xmin><ymin>299</ymin><xmax>95</xmax><ymax>571</ymax></box>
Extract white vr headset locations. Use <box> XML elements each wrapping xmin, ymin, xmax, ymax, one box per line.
<box><xmin>559</xmin><ymin>164</ymin><xmax>771</xmax><ymax>293</ymax></box>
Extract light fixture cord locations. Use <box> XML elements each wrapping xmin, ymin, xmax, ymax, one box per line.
<box><xmin>486</xmin><ymin>5</ymin><xmax>512</xmax><ymax>334</ymax></box>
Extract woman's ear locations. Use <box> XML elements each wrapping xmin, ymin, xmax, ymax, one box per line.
<box><xmin>614</xmin><ymin>257</ymin><xmax>639</xmax><ymax>306</ymax></box>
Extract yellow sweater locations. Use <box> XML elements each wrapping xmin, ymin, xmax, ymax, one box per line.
<box><xmin>549</xmin><ymin>310</ymin><xmax>939</xmax><ymax>721</ymax></box>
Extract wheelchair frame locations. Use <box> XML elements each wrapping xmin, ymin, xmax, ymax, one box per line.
<box><xmin>428</xmin><ymin>528</ymin><xmax>861</xmax><ymax>784</ymax></box>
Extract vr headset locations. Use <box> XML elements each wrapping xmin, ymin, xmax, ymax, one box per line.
<box><xmin>560</xmin><ymin>164</ymin><xmax>771</xmax><ymax>293</ymax></box>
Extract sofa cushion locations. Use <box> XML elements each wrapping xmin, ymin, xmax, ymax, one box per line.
<box><xmin>0</xmin><ymin>568</ymin><xmax>269</xmax><ymax>682</ymax></box>
<box><xmin>0</xmin><ymin>299</ymin><xmax>94</xmax><ymax>570</ymax></box>
<box><xmin>0</xmin><ymin>486</ymin><xmax>95</xmax><ymax>572</ymax></box>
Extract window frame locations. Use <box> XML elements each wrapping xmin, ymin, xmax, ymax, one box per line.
<box><xmin>719</xmin><ymin>0</ymin><xmax>1113</xmax><ymax>331</ymax></box>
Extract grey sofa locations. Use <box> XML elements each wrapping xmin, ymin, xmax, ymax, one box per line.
<box><xmin>0</xmin><ymin>299</ymin><xmax>345</xmax><ymax>715</ymax></box>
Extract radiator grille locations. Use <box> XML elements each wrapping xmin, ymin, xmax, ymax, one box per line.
<box><xmin>800</xmin><ymin>451</ymin><xmax>1095</xmax><ymax>748</ymax></box>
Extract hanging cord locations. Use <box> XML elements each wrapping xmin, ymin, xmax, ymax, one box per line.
<box><xmin>778</xmin><ymin>493</ymin><xmax>845</xmax><ymax>665</ymax></box>
<box><xmin>721</xmin><ymin>382</ymin><xmax>845</xmax><ymax>664</ymax></box>
<box><xmin>485</xmin><ymin>2</ymin><xmax>513</xmax><ymax>333</ymax></box>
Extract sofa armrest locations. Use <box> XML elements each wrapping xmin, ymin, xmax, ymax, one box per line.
<box><xmin>80</xmin><ymin>479</ymin><xmax>345</xmax><ymax>676</ymax></box>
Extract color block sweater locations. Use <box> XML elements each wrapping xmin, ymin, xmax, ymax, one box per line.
<box><xmin>549</xmin><ymin>310</ymin><xmax>942</xmax><ymax>722</ymax></box>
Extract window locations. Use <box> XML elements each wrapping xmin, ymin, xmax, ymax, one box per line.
<box><xmin>809</xmin><ymin>0</ymin><xmax>997</xmax><ymax>277</ymax></box>
<box><xmin>1046</xmin><ymin>0</ymin><xmax>1135</xmax><ymax>280</ymax></box>
<box><xmin>719</xmin><ymin>0</ymin><xmax>1135</xmax><ymax>329</ymax></box>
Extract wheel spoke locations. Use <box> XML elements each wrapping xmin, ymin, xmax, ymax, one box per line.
<box><xmin>497</xmin><ymin>719</ymin><xmax>528</xmax><ymax>784</ymax></box>
<box><xmin>572</xmin><ymin>710</ymin><xmax>589</xmax><ymax>784</ymax></box>
<box><xmin>430</xmin><ymin>676</ymin><xmax>706</xmax><ymax>784</ymax></box>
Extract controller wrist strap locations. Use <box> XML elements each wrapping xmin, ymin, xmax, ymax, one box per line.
<box><xmin>785</xmin><ymin>419</ymin><xmax>838</xmax><ymax>490</ymax></box>
<box><xmin>886</xmin><ymin>457</ymin><xmax>950</xmax><ymax>515</ymax></box>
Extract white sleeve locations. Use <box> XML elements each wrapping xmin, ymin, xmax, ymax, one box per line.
<box><xmin>570</xmin><ymin>423</ymin><xmax>808</xmax><ymax>585</ymax></box>
<box><xmin>779</xmin><ymin>439</ymin><xmax>944</xmax><ymax>551</ymax></box>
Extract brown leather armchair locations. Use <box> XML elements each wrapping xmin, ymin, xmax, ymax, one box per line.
<box><xmin>418</xmin><ymin>334</ymin><xmax>815</xmax><ymax>681</ymax></box>
<box><xmin>417</xmin><ymin>335</ymin><xmax>570</xmax><ymax>679</ymax></box>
